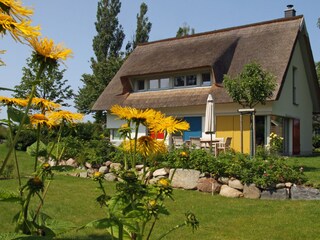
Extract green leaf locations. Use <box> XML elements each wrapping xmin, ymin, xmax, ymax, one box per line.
<box><xmin>0</xmin><ymin>189</ymin><xmax>21</xmax><ymax>203</ymax></box>
<box><xmin>85</xmin><ymin>218</ymin><xmax>114</xmax><ymax>229</ymax></box>
<box><xmin>7</xmin><ymin>107</ymin><xmax>30</xmax><ymax>124</ymax></box>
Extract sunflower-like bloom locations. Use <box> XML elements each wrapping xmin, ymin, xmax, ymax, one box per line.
<box><xmin>137</xmin><ymin>136</ymin><xmax>167</xmax><ymax>157</ymax></box>
<box><xmin>149</xmin><ymin>115</ymin><xmax>190</xmax><ymax>135</ymax></box>
<box><xmin>28</xmin><ymin>37</ymin><xmax>73</xmax><ymax>63</ymax></box>
<box><xmin>110</xmin><ymin>105</ymin><xmax>155</xmax><ymax>125</ymax></box>
<box><xmin>0</xmin><ymin>14</ymin><xmax>40</xmax><ymax>41</ymax></box>
<box><xmin>0</xmin><ymin>96</ymin><xmax>28</xmax><ymax>106</ymax></box>
<box><xmin>31</xmin><ymin>97</ymin><xmax>61</xmax><ymax>112</ymax></box>
<box><xmin>30</xmin><ymin>113</ymin><xmax>55</xmax><ymax>128</ymax></box>
<box><xmin>47</xmin><ymin>110</ymin><xmax>83</xmax><ymax>125</ymax></box>
<box><xmin>0</xmin><ymin>0</ymin><xmax>34</xmax><ymax>20</ymax></box>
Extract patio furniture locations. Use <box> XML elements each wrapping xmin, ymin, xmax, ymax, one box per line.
<box><xmin>172</xmin><ymin>136</ymin><xmax>184</xmax><ymax>148</ymax></box>
<box><xmin>190</xmin><ymin>137</ymin><xmax>202</xmax><ymax>149</ymax></box>
<box><xmin>217</xmin><ymin>137</ymin><xmax>232</xmax><ymax>153</ymax></box>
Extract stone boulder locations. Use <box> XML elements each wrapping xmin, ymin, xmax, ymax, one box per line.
<box><xmin>169</xmin><ymin>169</ymin><xmax>200</xmax><ymax>190</ymax></box>
<box><xmin>260</xmin><ymin>188</ymin><xmax>289</xmax><ymax>200</ymax></box>
<box><xmin>243</xmin><ymin>184</ymin><xmax>261</xmax><ymax>199</ymax></box>
<box><xmin>220</xmin><ymin>185</ymin><xmax>243</xmax><ymax>198</ymax></box>
<box><xmin>153</xmin><ymin>168</ymin><xmax>169</xmax><ymax>177</ymax></box>
<box><xmin>228</xmin><ymin>179</ymin><xmax>244</xmax><ymax>190</ymax></box>
<box><xmin>99</xmin><ymin>166</ymin><xmax>109</xmax><ymax>174</ymax></box>
<box><xmin>79</xmin><ymin>171</ymin><xmax>88</xmax><ymax>178</ymax></box>
<box><xmin>104</xmin><ymin>173</ymin><xmax>117</xmax><ymax>182</ymax></box>
<box><xmin>197</xmin><ymin>178</ymin><xmax>221</xmax><ymax>194</ymax></box>
<box><xmin>110</xmin><ymin>163</ymin><xmax>122</xmax><ymax>171</ymax></box>
<box><xmin>291</xmin><ymin>185</ymin><xmax>320</xmax><ymax>200</ymax></box>
<box><xmin>218</xmin><ymin>177</ymin><xmax>230</xmax><ymax>185</ymax></box>
<box><xmin>66</xmin><ymin>158</ymin><xmax>78</xmax><ymax>167</ymax></box>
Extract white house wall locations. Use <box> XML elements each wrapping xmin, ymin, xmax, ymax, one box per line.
<box><xmin>272</xmin><ymin>41</ymin><xmax>313</xmax><ymax>155</ymax></box>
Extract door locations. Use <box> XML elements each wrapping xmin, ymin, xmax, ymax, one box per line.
<box><xmin>183</xmin><ymin>117</ymin><xmax>202</xmax><ymax>141</ymax></box>
<box><xmin>292</xmin><ymin>119</ymin><xmax>300</xmax><ymax>155</ymax></box>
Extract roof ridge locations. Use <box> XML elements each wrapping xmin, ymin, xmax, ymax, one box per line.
<box><xmin>138</xmin><ymin>15</ymin><xmax>304</xmax><ymax>46</ymax></box>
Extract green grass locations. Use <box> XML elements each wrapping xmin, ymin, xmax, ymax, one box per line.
<box><xmin>1</xmin><ymin>145</ymin><xmax>320</xmax><ymax>239</ymax></box>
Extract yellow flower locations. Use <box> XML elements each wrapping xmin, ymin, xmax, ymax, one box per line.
<box><xmin>0</xmin><ymin>14</ymin><xmax>40</xmax><ymax>41</ymax></box>
<box><xmin>41</xmin><ymin>162</ymin><xmax>50</xmax><ymax>170</ymax></box>
<box><xmin>31</xmin><ymin>97</ymin><xmax>61</xmax><ymax>112</ymax></box>
<box><xmin>148</xmin><ymin>199</ymin><xmax>157</xmax><ymax>208</ymax></box>
<box><xmin>0</xmin><ymin>0</ymin><xmax>33</xmax><ymax>20</ymax></box>
<box><xmin>28</xmin><ymin>37</ymin><xmax>73</xmax><ymax>63</ymax></box>
<box><xmin>137</xmin><ymin>136</ymin><xmax>167</xmax><ymax>157</ymax></box>
<box><xmin>180</xmin><ymin>151</ymin><xmax>188</xmax><ymax>157</ymax></box>
<box><xmin>110</xmin><ymin>105</ymin><xmax>155</xmax><ymax>124</ymax></box>
<box><xmin>149</xmin><ymin>115</ymin><xmax>189</xmax><ymax>135</ymax></box>
<box><xmin>93</xmin><ymin>171</ymin><xmax>104</xmax><ymax>181</ymax></box>
<box><xmin>158</xmin><ymin>178</ymin><xmax>170</xmax><ymax>187</ymax></box>
<box><xmin>47</xmin><ymin>110</ymin><xmax>83</xmax><ymax>124</ymax></box>
<box><xmin>30</xmin><ymin>113</ymin><xmax>55</xmax><ymax>128</ymax></box>
<box><xmin>0</xmin><ymin>96</ymin><xmax>28</xmax><ymax>106</ymax></box>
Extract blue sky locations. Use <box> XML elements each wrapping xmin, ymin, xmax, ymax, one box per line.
<box><xmin>1</xmin><ymin>1</ymin><xmax>320</xmax><ymax>120</ymax></box>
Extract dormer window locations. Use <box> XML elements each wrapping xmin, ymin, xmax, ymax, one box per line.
<box><xmin>134</xmin><ymin>71</ymin><xmax>211</xmax><ymax>92</ymax></box>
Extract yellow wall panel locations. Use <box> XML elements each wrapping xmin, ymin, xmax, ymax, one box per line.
<box><xmin>216</xmin><ymin>115</ymin><xmax>251</xmax><ymax>153</ymax></box>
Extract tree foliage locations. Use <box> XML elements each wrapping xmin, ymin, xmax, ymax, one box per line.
<box><xmin>316</xmin><ymin>61</ymin><xmax>320</xmax><ymax>83</ymax></box>
<box><xmin>223</xmin><ymin>62</ymin><xmax>276</xmax><ymax>108</ymax></box>
<box><xmin>126</xmin><ymin>2</ymin><xmax>152</xmax><ymax>53</ymax></box>
<box><xmin>75</xmin><ymin>0</ymin><xmax>125</xmax><ymax>122</ymax></box>
<box><xmin>14</xmin><ymin>54</ymin><xmax>74</xmax><ymax>107</ymax></box>
<box><xmin>176</xmin><ymin>22</ymin><xmax>195</xmax><ymax>37</ymax></box>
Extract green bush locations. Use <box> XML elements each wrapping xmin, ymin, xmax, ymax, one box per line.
<box><xmin>26</xmin><ymin>141</ymin><xmax>48</xmax><ymax>157</ymax></box>
<box><xmin>12</xmin><ymin>128</ymin><xmax>37</xmax><ymax>151</ymax></box>
<box><xmin>312</xmin><ymin>135</ymin><xmax>320</xmax><ymax>149</ymax></box>
<box><xmin>157</xmin><ymin>148</ymin><xmax>307</xmax><ymax>188</ymax></box>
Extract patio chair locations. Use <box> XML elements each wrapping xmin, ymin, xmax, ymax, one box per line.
<box><xmin>190</xmin><ymin>137</ymin><xmax>202</xmax><ymax>149</ymax></box>
<box><xmin>217</xmin><ymin>137</ymin><xmax>232</xmax><ymax>153</ymax></box>
<box><xmin>172</xmin><ymin>136</ymin><xmax>184</xmax><ymax>149</ymax></box>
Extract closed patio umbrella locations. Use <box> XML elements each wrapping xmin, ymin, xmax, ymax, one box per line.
<box><xmin>204</xmin><ymin>94</ymin><xmax>215</xmax><ymax>152</ymax></box>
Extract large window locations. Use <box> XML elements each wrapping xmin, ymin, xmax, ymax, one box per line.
<box><xmin>202</xmin><ymin>73</ymin><xmax>211</xmax><ymax>86</ymax></box>
<box><xmin>134</xmin><ymin>72</ymin><xmax>211</xmax><ymax>92</ymax></box>
<box><xmin>174</xmin><ymin>75</ymin><xmax>197</xmax><ymax>87</ymax></box>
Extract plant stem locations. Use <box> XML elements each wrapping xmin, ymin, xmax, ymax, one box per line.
<box><xmin>33</xmin><ymin>179</ymin><xmax>51</xmax><ymax>223</ymax></box>
<box><xmin>146</xmin><ymin>218</ymin><xmax>157</xmax><ymax>240</ymax></box>
<box><xmin>34</xmin><ymin>123</ymin><xmax>41</xmax><ymax>172</ymax></box>
<box><xmin>0</xmin><ymin>63</ymin><xmax>46</xmax><ymax>175</ymax></box>
<box><xmin>6</xmin><ymin>109</ymin><xmax>22</xmax><ymax>188</ymax></box>
<box><xmin>155</xmin><ymin>223</ymin><xmax>186</xmax><ymax>240</ymax></box>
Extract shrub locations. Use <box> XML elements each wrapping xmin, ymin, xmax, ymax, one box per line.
<box><xmin>312</xmin><ymin>135</ymin><xmax>320</xmax><ymax>149</ymax></box>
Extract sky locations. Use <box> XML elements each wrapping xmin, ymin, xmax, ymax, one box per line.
<box><xmin>1</xmin><ymin>1</ymin><xmax>320</xmax><ymax>121</ymax></box>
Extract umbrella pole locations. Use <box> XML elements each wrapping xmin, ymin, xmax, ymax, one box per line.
<box><xmin>210</xmin><ymin>133</ymin><xmax>213</xmax><ymax>153</ymax></box>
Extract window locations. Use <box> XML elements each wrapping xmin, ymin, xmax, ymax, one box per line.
<box><xmin>186</xmin><ymin>75</ymin><xmax>197</xmax><ymax>86</ymax></box>
<box><xmin>202</xmin><ymin>73</ymin><xmax>211</xmax><ymax>86</ymax></box>
<box><xmin>137</xmin><ymin>80</ymin><xmax>145</xmax><ymax>91</ymax></box>
<box><xmin>174</xmin><ymin>76</ymin><xmax>185</xmax><ymax>87</ymax></box>
<box><xmin>149</xmin><ymin>79</ymin><xmax>159</xmax><ymax>89</ymax></box>
<box><xmin>293</xmin><ymin>67</ymin><xmax>298</xmax><ymax>105</ymax></box>
<box><xmin>134</xmin><ymin>71</ymin><xmax>211</xmax><ymax>92</ymax></box>
<box><xmin>160</xmin><ymin>78</ymin><xmax>170</xmax><ymax>89</ymax></box>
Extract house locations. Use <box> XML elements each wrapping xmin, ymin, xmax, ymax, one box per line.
<box><xmin>92</xmin><ymin>7</ymin><xmax>320</xmax><ymax>155</ymax></box>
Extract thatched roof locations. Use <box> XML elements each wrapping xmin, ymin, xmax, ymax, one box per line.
<box><xmin>92</xmin><ymin>15</ymin><xmax>319</xmax><ymax>111</ymax></box>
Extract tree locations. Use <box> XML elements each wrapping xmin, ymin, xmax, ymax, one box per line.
<box><xmin>75</xmin><ymin>0</ymin><xmax>125</xmax><ymax>123</ymax></box>
<box><xmin>176</xmin><ymin>22</ymin><xmax>195</xmax><ymax>37</ymax></box>
<box><xmin>126</xmin><ymin>2</ymin><xmax>152</xmax><ymax>54</ymax></box>
<box><xmin>14</xmin><ymin>54</ymin><xmax>74</xmax><ymax>107</ymax></box>
<box><xmin>316</xmin><ymin>61</ymin><xmax>320</xmax><ymax>83</ymax></box>
<box><xmin>223</xmin><ymin>62</ymin><xmax>276</xmax><ymax>108</ymax></box>
<box><xmin>224</xmin><ymin>62</ymin><xmax>276</xmax><ymax>156</ymax></box>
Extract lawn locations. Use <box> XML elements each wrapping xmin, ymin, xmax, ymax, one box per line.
<box><xmin>1</xmin><ymin>144</ymin><xmax>320</xmax><ymax>239</ymax></box>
